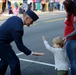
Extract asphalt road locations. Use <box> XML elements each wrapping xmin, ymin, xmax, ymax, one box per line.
<box><xmin>0</xmin><ymin>11</ymin><xmax>69</xmax><ymax>75</ymax></box>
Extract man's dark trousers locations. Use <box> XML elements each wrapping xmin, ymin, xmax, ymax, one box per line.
<box><xmin>0</xmin><ymin>43</ymin><xmax>21</xmax><ymax>75</ymax></box>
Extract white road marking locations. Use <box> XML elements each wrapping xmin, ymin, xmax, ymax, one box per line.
<box><xmin>16</xmin><ymin>52</ymin><xmax>24</xmax><ymax>56</ymax></box>
<box><xmin>19</xmin><ymin>58</ymin><xmax>55</xmax><ymax>67</ymax></box>
<box><xmin>16</xmin><ymin>52</ymin><xmax>55</xmax><ymax>67</ymax></box>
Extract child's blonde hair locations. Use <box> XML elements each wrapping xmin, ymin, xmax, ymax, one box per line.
<box><xmin>52</xmin><ymin>36</ymin><xmax>64</xmax><ymax>48</ymax></box>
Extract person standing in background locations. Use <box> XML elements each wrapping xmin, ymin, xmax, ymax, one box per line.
<box><xmin>7</xmin><ymin>0</ymin><xmax>11</xmax><ymax>13</ymax></box>
<box><xmin>36</xmin><ymin>0</ymin><xmax>41</xmax><ymax>11</ymax></box>
<box><xmin>14</xmin><ymin>2</ymin><xmax>18</xmax><ymax>7</ymax></box>
<box><xmin>55</xmin><ymin>0</ymin><xmax>60</xmax><ymax>10</ymax></box>
<box><xmin>32</xmin><ymin>0</ymin><xmax>36</xmax><ymax>11</ymax></box>
<box><xmin>27</xmin><ymin>0</ymin><xmax>32</xmax><ymax>10</ymax></box>
<box><xmin>45</xmin><ymin>0</ymin><xmax>49</xmax><ymax>11</ymax></box>
<box><xmin>59</xmin><ymin>0</ymin><xmax>64</xmax><ymax>11</ymax></box>
<box><xmin>23</xmin><ymin>0</ymin><xmax>27</xmax><ymax>10</ymax></box>
<box><xmin>41</xmin><ymin>0</ymin><xmax>46</xmax><ymax>12</ymax></box>
<box><xmin>49</xmin><ymin>0</ymin><xmax>54</xmax><ymax>12</ymax></box>
<box><xmin>0</xmin><ymin>0</ymin><xmax>6</xmax><ymax>14</ymax></box>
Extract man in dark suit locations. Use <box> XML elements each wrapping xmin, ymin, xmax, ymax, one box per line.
<box><xmin>0</xmin><ymin>9</ymin><xmax>44</xmax><ymax>75</ymax></box>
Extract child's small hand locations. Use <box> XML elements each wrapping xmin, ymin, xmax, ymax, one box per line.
<box><xmin>42</xmin><ymin>36</ymin><xmax>46</xmax><ymax>41</ymax></box>
<box><xmin>32</xmin><ymin>52</ymin><xmax>44</xmax><ymax>56</ymax></box>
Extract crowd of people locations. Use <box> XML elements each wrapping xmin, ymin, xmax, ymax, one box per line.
<box><xmin>0</xmin><ymin>0</ymin><xmax>64</xmax><ymax>16</ymax></box>
<box><xmin>0</xmin><ymin>0</ymin><xmax>25</xmax><ymax>16</ymax></box>
<box><xmin>23</xmin><ymin>0</ymin><xmax>64</xmax><ymax>12</ymax></box>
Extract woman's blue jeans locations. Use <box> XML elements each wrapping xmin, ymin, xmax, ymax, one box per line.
<box><xmin>65</xmin><ymin>40</ymin><xmax>76</xmax><ymax>75</ymax></box>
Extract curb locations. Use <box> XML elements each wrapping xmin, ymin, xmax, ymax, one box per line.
<box><xmin>0</xmin><ymin>11</ymin><xmax>65</xmax><ymax>21</ymax></box>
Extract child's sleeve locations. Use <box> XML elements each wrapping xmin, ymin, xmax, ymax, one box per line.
<box><xmin>43</xmin><ymin>40</ymin><xmax>56</xmax><ymax>53</ymax></box>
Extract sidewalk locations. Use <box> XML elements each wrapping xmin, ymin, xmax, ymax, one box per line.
<box><xmin>0</xmin><ymin>10</ymin><xmax>65</xmax><ymax>21</ymax></box>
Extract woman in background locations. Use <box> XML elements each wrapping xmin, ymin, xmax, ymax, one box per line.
<box><xmin>63</xmin><ymin>0</ymin><xmax>76</xmax><ymax>75</ymax></box>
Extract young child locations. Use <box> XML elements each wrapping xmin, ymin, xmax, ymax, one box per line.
<box><xmin>9</xmin><ymin>7</ymin><xmax>13</xmax><ymax>15</ymax></box>
<box><xmin>42</xmin><ymin>36</ymin><xmax>69</xmax><ymax>75</ymax></box>
<box><xmin>19</xmin><ymin>3</ymin><xmax>25</xmax><ymax>14</ymax></box>
<box><xmin>13</xmin><ymin>6</ymin><xmax>19</xmax><ymax>16</ymax></box>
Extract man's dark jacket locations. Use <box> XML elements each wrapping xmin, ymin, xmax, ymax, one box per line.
<box><xmin>0</xmin><ymin>16</ymin><xmax>31</xmax><ymax>55</ymax></box>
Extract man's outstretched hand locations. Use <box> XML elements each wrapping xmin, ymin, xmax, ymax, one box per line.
<box><xmin>32</xmin><ymin>52</ymin><xmax>44</xmax><ymax>56</ymax></box>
